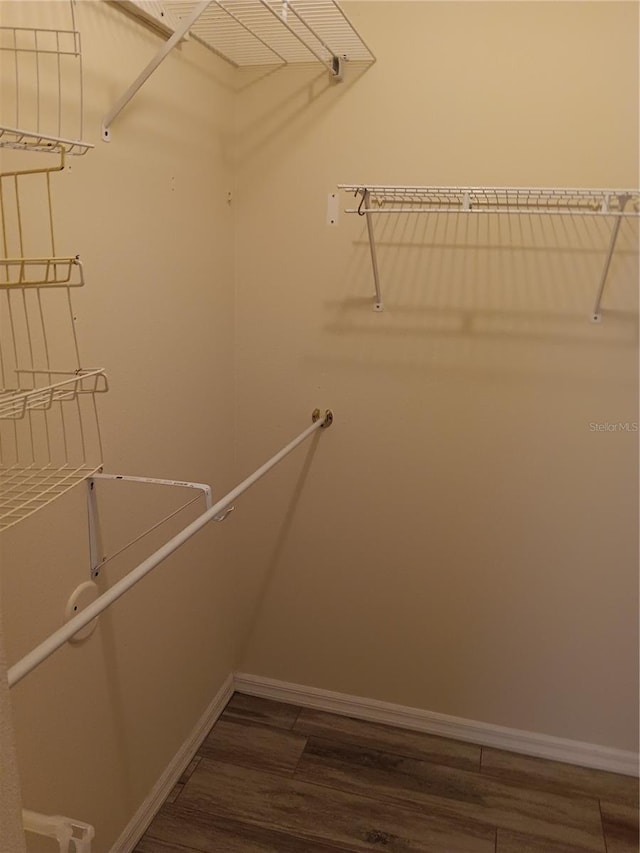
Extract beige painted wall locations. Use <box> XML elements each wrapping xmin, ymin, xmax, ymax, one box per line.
<box><xmin>234</xmin><ymin>1</ymin><xmax>639</xmax><ymax>752</ymax></box>
<box><xmin>0</xmin><ymin>1</ymin><xmax>240</xmax><ymax>849</ymax></box>
<box><xmin>0</xmin><ymin>1</ymin><xmax>638</xmax><ymax>850</ymax></box>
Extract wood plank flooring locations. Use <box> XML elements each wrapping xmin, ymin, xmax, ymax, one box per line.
<box><xmin>135</xmin><ymin>693</ymin><xmax>639</xmax><ymax>853</ymax></box>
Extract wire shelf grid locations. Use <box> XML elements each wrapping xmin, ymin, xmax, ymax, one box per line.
<box><xmin>0</xmin><ymin>363</ymin><xmax>105</xmax><ymax>531</ymax></box>
<box><xmin>161</xmin><ymin>0</ymin><xmax>375</xmax><ymax>68</ymax></box>
<box><xmin>0</xmin><ymin>2</ymin><xmax>91</xmax><ymax>155</ymax></box>
<box><xmin>0</xmin><ymin>460</ymin><xmax>103</xmax><ymax>533</ymax></box>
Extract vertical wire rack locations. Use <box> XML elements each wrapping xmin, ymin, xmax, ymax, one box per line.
<box><xmin>0</xmin><ymin>268</ymin><xmax>108</xmax><ymax>531</ymax></box>
<box><xmin>0</xmin><ymin>1</ymin><xmax>106</xmax><ymax>532</ymax></box>
<box><xmin>0</xmin><ymin>0</ymin><xmax>92</xmax><ymax>154</ymax></box>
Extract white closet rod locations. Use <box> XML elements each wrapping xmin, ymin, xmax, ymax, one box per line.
<box><xmin>8</xmin><ymin>408</ymin><xmax>333</xmax><ymax>688</ymax></box>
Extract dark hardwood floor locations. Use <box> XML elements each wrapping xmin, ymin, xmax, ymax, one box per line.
<box><xmin>135</xmin><ymin>693</ymin><xmax>639</xmax><ymax>853</ymax></box>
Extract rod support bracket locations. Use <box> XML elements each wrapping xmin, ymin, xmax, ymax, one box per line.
<box><xmin>312</xmin><ymin>408</ymin><xmax>334</xmax><ymax>428</ymax></box>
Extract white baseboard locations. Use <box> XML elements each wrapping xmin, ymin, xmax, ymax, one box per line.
<box><xmin>233</xmin><ymin>672</ymin><xmax>639</xmax><ymax>778</ymax></box>
<box><xmin>110</xmin><ymin>672</ymin><xmax>235</xmax><ymax>853</ymax></box>
<box><xmin>107</xmin><ymin>668</ymin><xmax>637</xmax><ymax>853</ymax></box>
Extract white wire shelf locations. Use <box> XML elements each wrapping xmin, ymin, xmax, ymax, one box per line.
<box><xmin>0</xmin><ymin>381</ymin><xmax>105</xmax><ymax>532</ymax></box>
<box><xmin>0</xmin><ymin>463</ymin><xmax>103</xmax><ymax>533</ymax></box>
<box><xmin>0</xmin><ymin>4</ymin><xmax>91</xmax><ymax>155</ymax></box>
<box><xmin>0</xmin><ymin>256</ymin><xmax>84</xmax><ymax>288</ymax></box>
<box><xmin>341</xmin><ymin>185</ymin><xmax>640</xmax><ymax>217</ymax></box>
<box><xmin>103</xmin><ymin>0</ymin><xmax>375</xmax><ymax>139</ymax></box>
<box><xmin>0</xmin><ymin>126</ymin><xmax>93</xmax><ymax>157</ymax></box>
<box><xmin>0</xmin><ymin>369</ymin><xmax>108</xmax><ymax>420</ymax></box>
<box><xmin>0</xmin><ymin>377</ymin><xmax>106</xmax><ymax>531</ymax></box>
<box><xmin>163</xmin><ymin>0</ymin><xmax>376</xmax><ymax>68</ymax></box>
<box><xmin>339</xmin><ymin>184</ymin><xmax>640</xmax><ymax>319</ymax></box>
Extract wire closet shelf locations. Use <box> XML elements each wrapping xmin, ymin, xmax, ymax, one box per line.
<box><xmin>103</xmin><ymin>0</ymin><xmax>375</xmax><ymax>139</ymax></box>
<box><xmin>163</xmin><ymin>0</ymin><xmax>376</xmax><ymax>69</ymax></box>
<box><xmin>342</xmin><ymin>185</ymin><xmax>640</xmax><ymax>217</ymax></box>
<box><xmin>339</xmin><ymin>184</ymin><xmax>640</xmax><ymax>318</ymax></box>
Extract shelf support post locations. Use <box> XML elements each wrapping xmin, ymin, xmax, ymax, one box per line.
<box><xmin>101</xmin><ymin>0</ymin><xmax>212</xmax><ymax>142</ymax></box>
<box><xmin>591</xmin><ymin>194</ymin><xmax>630</xmax><ymax>322</ymax></box>
<box><xmin>361</xmin><ymin>189</ymin><xmax>384</xmax><ymax>311</ymax></box>
<box><xmin>86</xmin><ymin>477</ymin><xmax>104</xmax><ymax>579</ymax></box>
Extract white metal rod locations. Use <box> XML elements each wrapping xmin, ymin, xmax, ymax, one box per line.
<box><xmin>338</xmin><ymin>184</ymin><xmax>640</xmax><ymax>196</ymax></box>
<box><xmin>363</xmin><ymin>190</ymin><xmax>383</xmax><ymax>311</ymax></box>
<box><xmin>345</xmin><ymin>208</ymin><xmax>639</xmax><ymax>218</ymax></box>
<box><xmin>101</xmin><ymin>0</ymin><xmax>212</xmax><ymax>141</ymax></box>
<box><xmin>592</xmin><ymin>211</ymin><xmax>625</xmax><ymax>321</ymax></box>
<box><xmin>8</xmin><ymin>412</ymin><xmax>331</xmax><ymax>688</ymax></box>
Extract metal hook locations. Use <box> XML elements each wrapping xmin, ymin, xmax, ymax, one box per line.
<box><xmin>214</xmin><ymin>506</ymin><xmax>235</xmax><ymax>522</ymax></box>
<box><xmin>356</xmin><ymin>188</ymin><xmax>367</xmax><ymax>216</ymax></box>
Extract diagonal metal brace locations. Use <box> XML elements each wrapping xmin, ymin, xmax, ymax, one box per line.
<box><xmin>591</xmin><ymin>194</ymin><xmax>631</xmax><ymax>322</ymax></box>
<box><xmin>101</xmin><ymin>0</ymin><xmax>212</xmax><ymax>141</ymax></box>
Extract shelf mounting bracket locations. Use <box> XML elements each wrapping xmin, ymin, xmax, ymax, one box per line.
<box><xmin>86</xmin><ymin>473</ymin><xmax>214</xmax><ymax>579</ymax></box>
